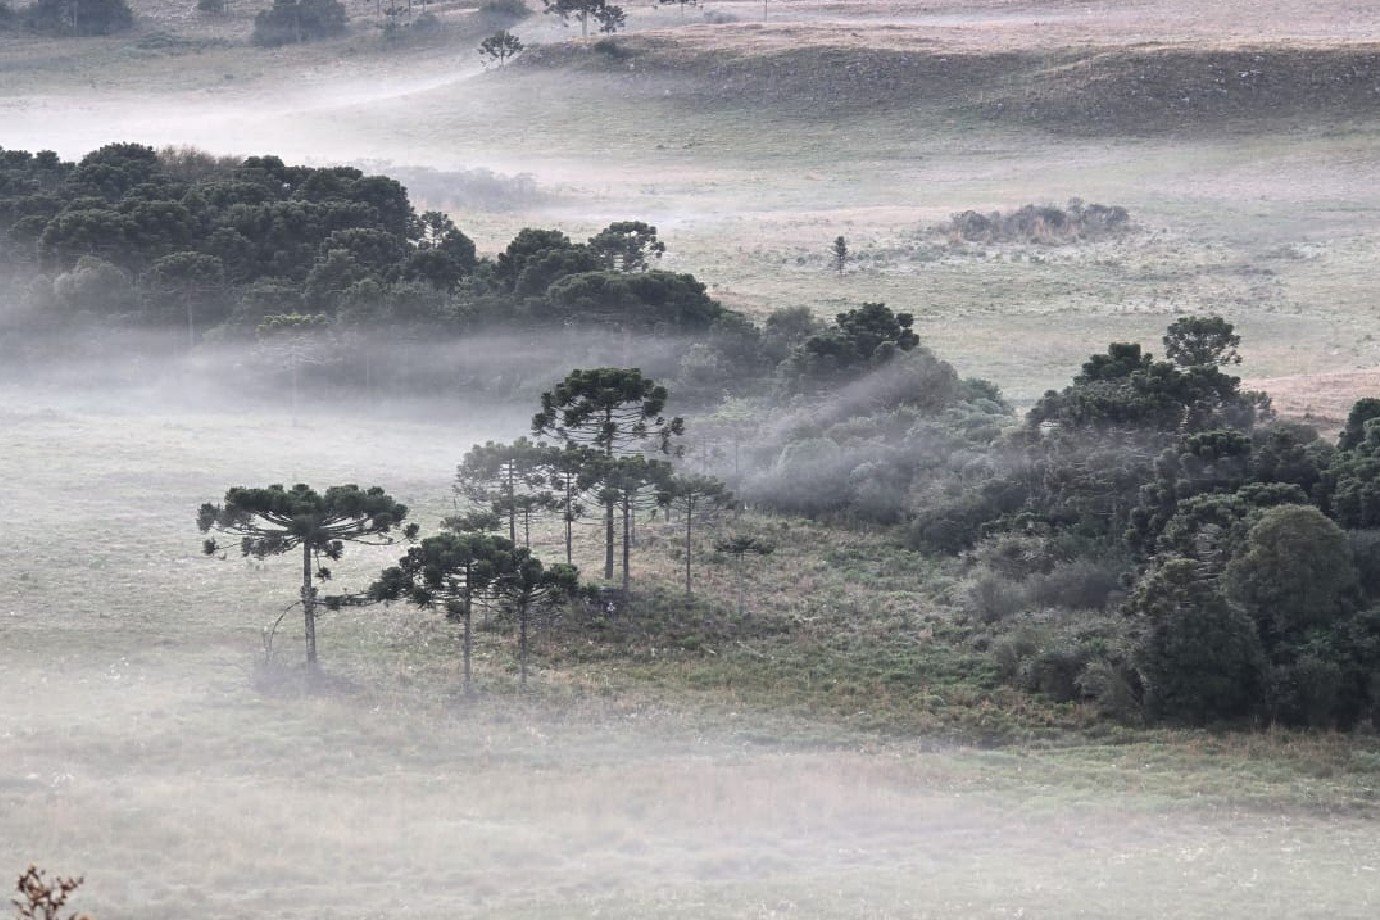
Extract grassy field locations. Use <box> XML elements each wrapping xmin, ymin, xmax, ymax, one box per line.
<box><xmin>3</xmin><ymin>389</ymin><xmax>1380</xmax><ymax>918</ymax></box>
<box><xmin>6</xmin><ymin>0</ymin><xmax>1380</xmax><ymax>914</ymax></box>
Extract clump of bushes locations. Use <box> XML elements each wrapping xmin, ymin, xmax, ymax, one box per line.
<box><xmin>18</xmin><ymin>0</ymin><xmax>133</xmax><ymax>35</ymax></box>
<box><xmin>940</xmin><ymin>198</ymin><xmax>1130</xmax><ymax>245</ymax></box>
<box><xmin>478</xmin><ymin>0</ymin><xmax>530</xmax><ymax>17</ymax></box>
<box><xmin>252</xmin><ymin>0</ymin><xmax>347</xmax><ymax>45</ymax></box>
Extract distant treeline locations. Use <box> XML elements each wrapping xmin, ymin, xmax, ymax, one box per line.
<box><xmin>0</xmin><ymin>143</ymin><xmax>949</xmax><ymax>407</ymax></box>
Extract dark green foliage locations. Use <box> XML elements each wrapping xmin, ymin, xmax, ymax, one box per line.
<box><xmin>455</xmin><ymin>438</ymin><xmax>556</xmax><ymax>547</ymax></box>
<box><xmin>587</xmin><ymin>220</ymin><xmax>664</xmax><ymax>272</ymax></box>
<box><xmin>252</xmin><ymin>0</ymin><xmax>348</xmax><ymax>46</ymax></box>
<box><xmin>1153</xmin><ymin>482</ymin><xmax>1309</xmax><ymax>564</ymax></box>
<box><xmin>371</xmin><ymin>530</ymin><xmax>578</xmax><ymax>690</ymax></box>
<box><xmin>534</xmin><ymin>368</ymin><xmax>683</xmax><ymax>581</ymax></box>
<box><xmin>781</xmin><ymin>302</ymin><xmax>919</xmax><ymax>392</ymax></box>
<box><xmin>1163</xmin><ymin>314</ymin><xmax>1242</xmax><ymax>368</ymax></box>
<box><xmin>20</xmin><ymin>0</ymin><xmax>133</xmax><ymax>35</ymax></box>
<box><xmin>1223</xmin><ymin>504</ymin><xmax>1358</xmax><ymax>641</ymax></box>
<box><xmin>371</xmin><ymin>531</ymin><xmax>508</xmax><ymax>609</ymax></box>
<box><xmin>1324</xmin><ymin>412</ymin><xmax>1380</xmax><ymax>528</ymax></box>
<box><xmin>533</xmin><ymin>367</ymin><xmax>682</xmax><ymax>456</ymax></box>
<box><xmin>761</xmin><ymin>306</ymin><xmax>825</xmax><ymax>365</ymax></box>
<box><xmin>1027</xmin><ymin>337</ymin><xmax>1267</xmax><ymax>433</ymax></box>
<box><xmin>479</xmin><ymin>0</ymin><xmax>530</xmax><ymax>16</ymax></box>
<box><xmin>543</xmin><ymin>270</ymin><xmax>723</xmax><ymax>331</ymax></box>
<box><xmin>1127</xmin><ymin>558</ymin><xmax>1266</xmax><ymax>724</ymax></box>
<box><xmin>1127</xmin><ymin>424</ymin><xmax>1328</xmax><ymax>554</ymax></box>
<box><xmin>1339</xmin><ymin>398</ymin><xmax>1380</xmax><ymax>451</ymax></box>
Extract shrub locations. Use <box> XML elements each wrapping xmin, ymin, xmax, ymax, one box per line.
<box><xmin>1018</xmin><ymin>642</ymin><xmax>1088</xmax><ymax>702</ymax></box>
<box><xmin>21</xmin><ymin>0</ymin><xmax>133</xmax><ymax>34</ymax></box>
<box><xmin>942</xmin><ymin>199</ymin><xmax>1130</xmax><ymax>245</ymax></box>
<box><xmin>1027</xmin><ymin>558</ymin><xmax>1124</xmax><ymax>611</ymax></box>
<box><xmin>1135</xmin><ymin>586</ymin><xmax>1266</xmax><ymax>725</ymax></box>
<box><xmin>252</xmin><ymin>0</ymin><xmax>347</xmax><ymax>46</ymax></box>
<box><xmin>966</xmin><ymin>573</ymin><xmax>1029</xmax><ymax>623</ymax></box>
<box><xmin>1346</xmin><ymin>530</ymin><xmax>1380</xmax><ymax>602</ymax></box>
<box><xmin>1076</xmin><ymin>657</ymin><xmax>1142</xmax><ymax>722</ymax></box>
<box><xmin>1224</xmin><ymin>504</ymin><xmax>1358</xmax><ymax>642</ymax></box>
<box><xmin>478</xmin><ymin>0</ymin><xmax>529</xmax><ymax>16</ymax></box>
<box><xmin>1269</xmin><ymin>654</ymin><xmax>1344</xmax><ymax>728</ymax></box>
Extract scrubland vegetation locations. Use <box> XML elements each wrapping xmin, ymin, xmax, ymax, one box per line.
<box><xmin>6</xmin><ymin>1</ymin><xmax>1380</xmax><ymax>916</ymax></box>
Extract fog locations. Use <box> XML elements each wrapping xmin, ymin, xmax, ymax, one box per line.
<box><xmin>3</xmin><ymin>371</ymin><xmax>1377</xmax><ymax>918</ymax></box>
<box><xmin>5</xmin><ymin>0</ymin><xmax>1380</xmax><ymax>915</ymax></box>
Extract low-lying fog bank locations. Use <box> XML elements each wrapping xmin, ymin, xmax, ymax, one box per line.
<box><xmin>1</xmin><ymin>383</ymin><xmax>1377</xmax><ymax>919</ymax></box>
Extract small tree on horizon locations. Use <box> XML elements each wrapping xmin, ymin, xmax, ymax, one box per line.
<box><xmin>478</xmin><ymin>29</ymin><xmax>523</xmax><ymax>68</ymax></box>
<box><xmin>831</xmin><ymin>235</ymin><xmax>848</xmax><ymax>275</ymax></box>
<box><xmin>198</xmin><ymin>484</ymin><xmax>416</xmax><ymax>671</ymax></box>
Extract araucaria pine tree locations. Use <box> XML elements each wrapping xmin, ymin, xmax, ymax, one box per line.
<box><xmin>198</xmin><ymin>484</ymin><xmax>415</xmax><ymax>670</ymax></box>
<box><xmin>532</xmin><ymin>367</ymin><xmax>683</xmax><ymax>582</ymax></box>
<box><xmin>455</xmin><ymin>438</ymin><xmax>555</xmax><ymax>547</ymax></box>
<box><xmin>369</xmin><ymin>531</ymin><xmax>511</xmax><ymax>696</ymax></box>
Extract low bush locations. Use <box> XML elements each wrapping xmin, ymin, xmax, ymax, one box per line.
<box><xmin>21</xmin><ymin>0</ymin><xmax>133</xmax><ymax>35</ymax></box>
<box><xmin>252</xmin><ymin>0</ymin><xmax>347</xmax><ymax>46</ymax></box>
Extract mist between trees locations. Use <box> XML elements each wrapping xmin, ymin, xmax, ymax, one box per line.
<box><xmin>7</xmin><ymin>142</ymin><xmax>1380</xmax><ymax>731</ymax></box>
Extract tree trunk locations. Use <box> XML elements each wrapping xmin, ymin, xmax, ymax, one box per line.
<box><xmin>564</xmin><ymin>483</ymin><xmax>574</xmax><ymax>566</ymax></box>
<box><xmin>462</xmin><ymin>571</ymin><xmax>473</xmax><ymax>696</ymax></box>
<box><xmin>604</xmin><ymin>495</ymin><xmax>615</xmax><ymax>580</ymax></box>
<box><xmin>518</xmin><ymin>597</ymin><xmax>529</xmax><ymax>690</ymax></box>
<box><xmin>684</xmin><ymin>509</ymin><xmax>693</xmax><ymax>596</ymax></box>
<box><xmin>301</xmin><ymin>542</ymin><xmax>318</xmax><ymax>671</ymax></box>
<box><xmin>621</xmin><ymin>493</ymin><xmax>631</xmax><ymax>595</ymax></box>
<box><xmin>506</xmin><ymin>462</ymin><xmax>517</xmax><ymax>545</ymax></box>
<box><xmin>602</xmin><ymin>407</ymin><xmax>616</xmax><ymax>579</ymax></box>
